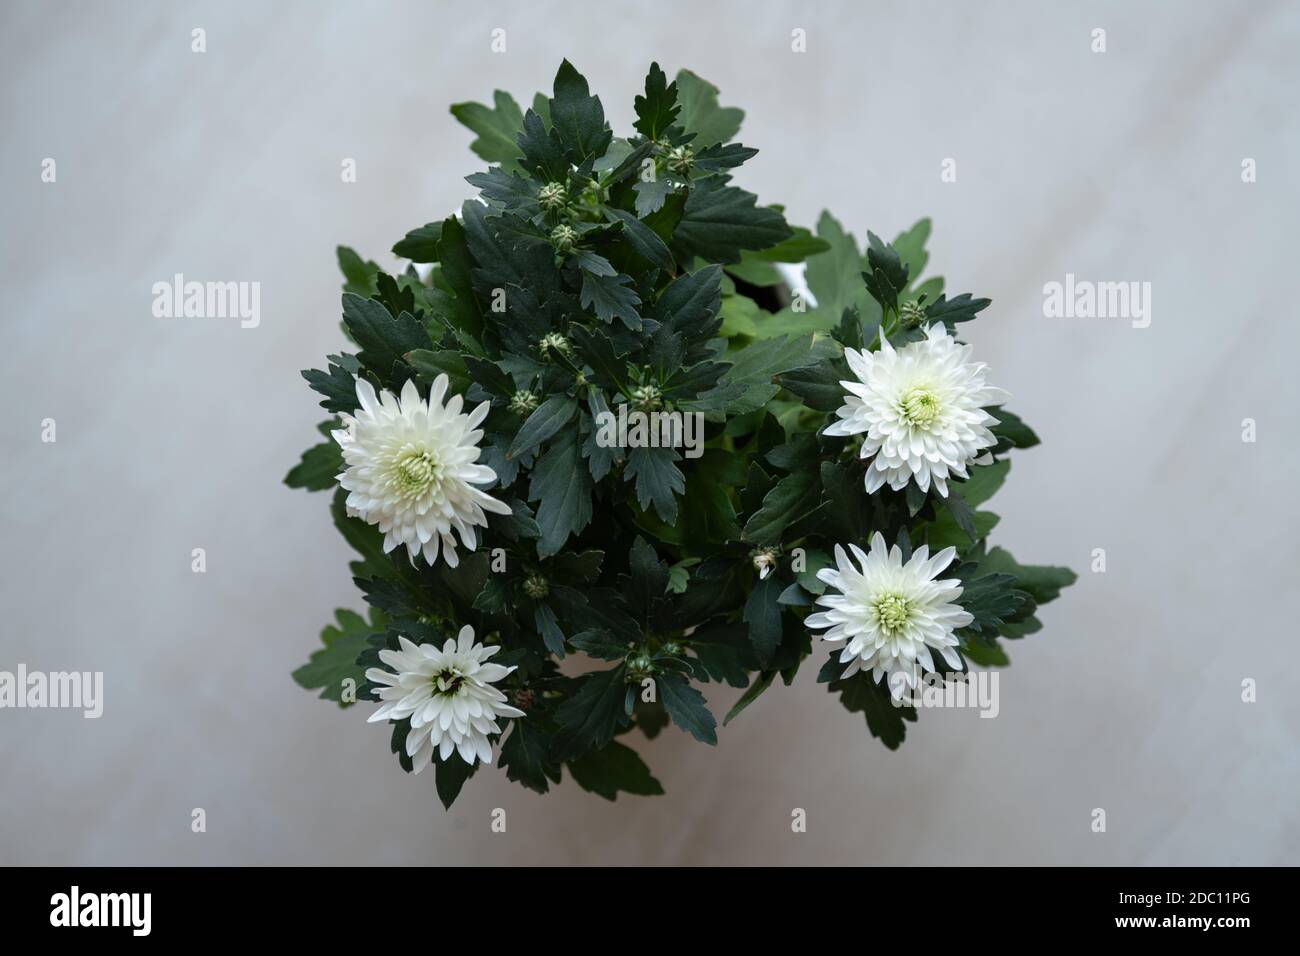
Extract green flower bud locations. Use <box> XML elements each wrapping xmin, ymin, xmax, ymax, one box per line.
<box><xmin>538</xmin><ymin>332</ymin><xmax>572</xmax><ymax>360</ymax></box>
<box><xmin>509</xmin><ymin>389</ymin><xmax>540</xmax><ymax>414</ymax></box>
<box><xmin>537</xmin><ymin>181</ymin><xmax>567</xmax><ymax>212</ymax></box>
<box><xmin>630</xmin><ymin>383</ymin><xmax>663</xmax><ymax>411</ymax></box>
<box><xmin>899</xmin><ymin>299</ymin><xmax>928</xmax><ymax>329</ymax></box>
<box><xmin>550</xmin><ymin>223</ymin><xmax>578</xmax><ymax>252</ymax></box>
<box><xmin>665</xmin><ymin>145</ymin><xmax>694</xmax><ymax>175</ymax></box>
<box><xmin>523</xmin><ymin>574</ymin><xmax>550</xmax><ymax>599</ymax></box>
<box><xmin>625</xmin><ymin>655</ymin><xmax>655</xmax><ymax>680</ymax></box>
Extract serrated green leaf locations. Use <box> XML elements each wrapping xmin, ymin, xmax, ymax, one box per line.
<box><xmin>292</xmin><ymin>608</ymin><xmax>383</xmax><ymax>706</ymax></box>
<box><xmin>674</xmin><ymin>181</ymin><xmax>792</xmax><ymax>264</ymax></box>
<box><xmin>508</xmin><ymin>394</ymin><xmax>577</xmax><ymax>459</ymax></box>
<box><xmin>284</xmin><ymin>440</ymin><xmax>342</xmax><ymax>492</ymax></box>
<box><xmin>528</xmin><ymin>428</ymin><xmax>593</xmax><ymax>556</ymax></box>
<box><xmin>549</xmin><ymin>59</ymin><xmax>611</xmax><ymax>165</ymax></box>
<box><xmin>625</xmin><ymin>446</ymin><xmax>684</xmax><ymax>524</ymax></box>
<box><xmin>580</xmin><ymin>271</ymin><xmax>642</xmax><ymax>329</ymax></box>
<box><xmin>633</xmin><ymin>62</ymin><xmax>679</xmax><ymax>140</ymax></box>
<box><xmin>568</xmin><ymin>740</ymin><xmax>663</xmax><ymax>800</ymax></box>
<box><xmin>657</xmin><ymin>673</ymin><xmax>718</xmax><ymax>744</ymax></box>
<box><xmin>450</xmin><ymin>90</ymin><xmax>525</xmax><ymax>169</ymax></box>
<box><xmin>674</xmin><ymin>69</ymin><xmax>743</xmax><ymax>148</ymax></box>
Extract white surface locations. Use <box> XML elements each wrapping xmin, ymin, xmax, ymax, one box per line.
<box><xmin>1</xmin><ymin>0</ymin><xmax>1297</xmax><ymax>865</ymax></box>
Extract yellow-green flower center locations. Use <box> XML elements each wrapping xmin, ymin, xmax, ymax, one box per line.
<box><xmin>899</xmin><ymin>386</ymin><xmax>940</xmax><ymax>428</ymax></box>
<box><xmin>394</xmin><ymin>449</ymin><xmax>440</xmax><ymax>497</ymax></box>
<box><xmin>872</xmin><ymin>593</ymin><xmax>914</xmax><ymax>634</ymax></box>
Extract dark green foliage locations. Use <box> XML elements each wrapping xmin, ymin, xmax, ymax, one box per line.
<box><xmin>287</xmin><ymin>61</ymin><xmax>1073</xmax><ymax>808</ymax></box>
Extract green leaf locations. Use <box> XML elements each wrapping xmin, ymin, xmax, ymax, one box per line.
<box><xmin>752</xmin><ymin>226</ymin><xmax>832</xmax><ymax>263</ymax></box>
<box><xmin>516</xmin><ymin>109</ymin><xmax>567</xmax><ymax>182</ymax></box>
<box><xmin>549</xmin><ymin>59</ymin><xmax>611</xmax><ymax>165</ymax></box>
<box><xmin>677</xmin><ymin>451</ymin><xmax>743</xmax><ymax>544</ymax></box>
<box><xmin>719</xmin><ymin>293</ymin><xmax>761</xmax><ymax>337</ymax></box>
<box><xmin>940</xmin><ymin>490</ymin><xmax>980</xmax><ymax>544</ymax></box>
<box><xmin>742</xmin><ymin>575</ymin><xmax>783</xmax><ymax>664</ymax></box>
<box><xmin>302</xmin><ymin>361</ymin><xmax>358</xmax><ymax>414</ymax></box>
<box><xmin>508</xmin><ymin>394</ymin><xmax>577</xmax><ymax>459</ymax></box>
<box><xmin>392</xmin><ymin>222</ymin><xmax>443</xmax><ymax>263</ymax></box>
<box><xmin>528</xmin><ymin>428</ymin><xmax>593</xmax><ymax>557</ymax></box>
<box><xmin>573</xmin><ymin>249</ymin><xmax>616</xmax><ymax>277</ymax></box>
<box><xmin>568</xmin><ymin>740</ymin><xmax>664</xmax><ymax>800</ymax></box>
<box><xmin>432</xmin><ymin>216</ymin><xmax>484</xmax><ymax>342</ymax></box>
<box><xmin>341</xmin><ymin>293</ymin><xmax>430</xmax><ymax>382</ymax></box>
<box><xmin>657</xmin><ymin>673</ymin><xmax>718</xmax><ymax>744</ymax></box>
<box><xmin>794</xmin><ymin>549</ymin><xmax>833</xmax><ymax>595</ymax></box>
<box><xmin>977</xmin><ymin>547</ymin><xmax>1077</xmax><ymax>605</ymax></box>
<box><xmin>892</xmin><ymin>218</ymin><xmax>931</xmax><ymax>287</ymax></box>
<box><xmin>954</xmin><ymin>459</ymin><xmax>1010</xmax><ymax>507</ymax></box>
<box><xmin>604</xmin><ymin>208</ymin><xmax>674</xmax><ymax>271</ymax></box>
<box><xmin>962</xmin><ymin>641</ymin><xmax>1010</xmax><ymax>667</ymax></box>
<box><xmin>499</xmin><ymin>719</ymin><xmax>561</xmax><ymax>794</ymax></box>
<box><xmin>450</xmin><ymin>90</ymin><xmax>525</xmax><ymax>169</ymax></box>
<box><xmin>463</xmin><ymin>355</ymin><xmax>516</xmax><ymax>400</ymax></box>
<box><xmin>862</xmin><ymin>231</ymin><xmax>909</xmax><ymax>314</ymax></box>
<box><xmin>633</xmin><ymin>179</ymin><xmax>674</xmax><ymax>217</ymax></box>
<box><xmin>652</xmin><ymin>264</ymin><xmax>722</xmax><ymax>334</ymax></box>
<box><xmin>337</xmin><ymin>246</ymin><xmax>379</xmax><ymax>298</ymax></box>
<box><xmin>991</xmin><ymin>409</ymin><xmax>1040</xmax><ymax>450</ymax></box>
<box><xmin>956</xmin><ymin>573</ymin><xmax>1030</xmax><ymax>638</ymax></box>
<box><xmin>554</xmin><ymin>666</ymin><xmax>628</xmax><ymax>758</ymax></box>
<box><xmin>571</xmin><ymin>630</ymin><xmax>632</xmax><ymax>661</ymax></box>
<box><xmin>580</xmin><ymin>271</ymin><xmax>642</xmax><ymax>329</ymax></box>
<box><xmin>743</xmin><ymin>468</ymin><xmax>820</xmax><ymax>546</ymax></box>
<box><xmin>674</xmin><ymin>181</ymin><xmax>792</xmax><ymax>264</ymax></box>
<box><xmin>435</xmin><ymin>756</ymin><xmax>477</xmax><ymax>809</ymax></box>
<box><xmin>693</xmin><ymin>142</ymin><xmax>758</xmax><ymax>172</ymax></box>
<box><xmin>803</xmin><ymin>212</ymin><xmax>873</xmax><ymax>321</ymax></box>
<box><xmin>535</xmin><ymin>602</ymin><xmax>568</xmax><ymax>657</ymax></box>
<box><xmin>926</xmin><ymin>292</ymin><xmax>991</xmax><ymax>326</ymax></box>
<box><xmin>924</xmin><ymin>508</ymin><xmax>1000</xmax><ymax>551</ymax></box>
<box><xmin>625</xmin><ymin>446</ymin><xmax>685</xmax><ymax>524</ymax></box>
<box><xmin>633</xmin><ymin>62</ymin><xmax>679</xmax><ymax>140</ymax></box>
<box><xmin>292</xmin><ymin>608</ymin><xmax>383</xmax><ymax>706</ymax></box>
<box><xmin>777</xmin><ymin>357</ymin><xmax>848</xmax><ymax>411</ymax></box>
<box><xmin>405</xmin><ymin>349</ymin><xmax>472</xmax><ymax>394</ymax></box>
<box><xmin>829</xmin><ymin>669</ymin><xmax>916</xmax><ymax>750</ymax></box>
<box><xmin>622</xmin><ymin>535</ymin><xmax>670</xmax><ymax>628</ymax></box>
<box><xmin>723</xmin><ymin>670</ymin><xmax>776</xmax><ymax>725</ymax></box>
<box><xmin>284</xmin><ymin>440</ymin><xmax>342</xmax><ymax>491</ymax></box>
<box><xmin>551</xmin><ymin>549</ymin><xmax>605</xmax><ymax>582</ymax></box>
<box><xmin>691</xmin><ymin>333</ymin><xmax>838</xmax><ymax>415</ymax></box>
<box><xmin>570</xmin><ymin>327</ymin><xmax>629</xmax><ymax>392</ymax></box>
<box><xmin>674</xmin><ymin>69</ymin><xmax>743</xmax><ymax>148</ymax></box>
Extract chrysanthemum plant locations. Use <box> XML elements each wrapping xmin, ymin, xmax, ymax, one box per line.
<box><xmin>286</xmin><ymin>61</ymin><xmax>1075</xmax><ymax>808</ymax></box>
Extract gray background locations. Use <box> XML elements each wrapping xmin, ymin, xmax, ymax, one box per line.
<box><xmin>2</xmin><ymin>0</ymin><xmax>1297</xmax><ymax>865</ymax></box>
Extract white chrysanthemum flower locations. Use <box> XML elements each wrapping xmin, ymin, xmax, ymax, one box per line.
<box><xmin>805</xmin><ymin>532</ymin><xmax>974</xmax><ymax>700</ymax></box>
<box><xmin>824</xmin><ymin>323</ymin><xmax>1010</xmax><ymax>496</ymax></box>
<box><xmin>334</xmin><ymin>375</ymin><xmax>510</xmax><ymax>567</ymax></box>
<box><xmin>366</xmin><ymin>625</ymin><xmax>526</xmax><ymax>771</ymax></box>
